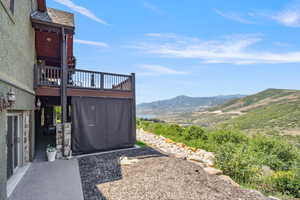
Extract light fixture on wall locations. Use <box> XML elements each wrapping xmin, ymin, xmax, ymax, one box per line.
<box><xmin>0</xmin><ymin>89</ymin><xmax>16</xmax><ymax>112</ymax></box>
<box><xmin>7</xmin><ymin>89</ymin><xmax>16</xmax><ymax>104</ymax></box>
<box><xmin>46</xmin><ymin>37</ymin><xmax>52</xmax><ymax>42</ymax></box>
<box><xmin>36</xmin><ymin>98</ymin><xmax>42</xmax><ymax>110</ymax></box>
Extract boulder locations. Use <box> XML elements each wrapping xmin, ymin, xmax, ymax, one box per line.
<box><xmin>177</xmin><ymin>143</ymin><xmax>186</xmax><ymax>148</ymax></box>
<box><xmin>165</xmin><ymin>138</ymin><xmax>174</xmax><ymax>144</ymax></box>
<box><xmin>203</xmin><ymin>167</ymin><xmax>223</xmax><ymax>175</ymax></box>
<box><xmin>268</xmin><ymin>196</ymin><xmax>280</xmax><ymax>200</ymax></box>
<box><xmin>187</xmin><ymin>155</ymin><xmax>204</xmax><ymax>163</ymax></box>
<box><xmin>119</xmin><ymin>156</ymin><xmax>139</xmax><ymax>165</ymax></box>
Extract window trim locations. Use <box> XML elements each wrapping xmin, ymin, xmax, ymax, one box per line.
<box><xmin>0</xmin><ymin>0</ymin><xmax>15</xmax><ymax>23</ymax></box>
<box><xmin>9</xmin><ymin>0</ymin><xmax>14</xmax><ymax>14</ymax></box>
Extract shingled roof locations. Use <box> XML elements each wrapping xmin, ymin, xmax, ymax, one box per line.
<box><xmin>31</xmin><ymin>8</ymin><xmax>75</xmax><ymax>28</ymax></box>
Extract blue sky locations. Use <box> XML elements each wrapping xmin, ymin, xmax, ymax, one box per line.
<box><xmin>48</xmin><ymin>0</ymin><xmax>300</xmax><ymax>103</ymax></box>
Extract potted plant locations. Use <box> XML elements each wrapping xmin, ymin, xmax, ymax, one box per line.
<box><xmin>46</xmin><ymin>144</ymin><xmax>57</xmax><ymax>162</ymax></box>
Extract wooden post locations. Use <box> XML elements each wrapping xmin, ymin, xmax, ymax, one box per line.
<box><xmin>131</xmin><ymin>73</ymin><xmax>136</xmax><ymax>144</ymax></box>
<box><xmin>100</xmin><ymin>72</ymin><xmax>104</xmax><ymax>89</ymax></box>
<box><xmin>60</xmin><ymin>27</ymin><xmax>68</xmax><ymax>157</ymax></box>
<box><xmin>61</xmin><ymin>27</ymin><xmax>67</xmax><ymax>124</ymax></box>
<box><xmin>33</xmin><ymin>64</ymin><xmax>37</xmax><ymax>89</ymax></box>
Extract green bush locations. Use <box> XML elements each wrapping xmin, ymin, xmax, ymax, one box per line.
<box><xmin>208</xmin><ymin>129</ymin><xmax>248</xmax><ymax>145</ymax></box>
<box><xmin>164</xmin><ymin>124</ymin><xmax>184</xmax><ymax>137</ymax></box>
<box><xmin>215</xmin><ymin>143</ymin><xmax>261</xmax><ymax>184</ymax></box>
<box><xmin>183</xmin><ymin>126</ymin><xmax>207</xmax><ymax>140</ymax></box>
<box><xmin>270</xmin><ymin>170</ymin><xmax>300</xmax><ymax>197</ymax></box>
<box><xmin>250</xmin><ymin>135</ymin><xmax>299</xmax><ymax>170</ymax></box>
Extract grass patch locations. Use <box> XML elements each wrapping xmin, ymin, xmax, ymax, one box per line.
<box><xmin>136</xmin><ymin>140</ymin><xmax>148</xmax><ymax>147</ymax></box>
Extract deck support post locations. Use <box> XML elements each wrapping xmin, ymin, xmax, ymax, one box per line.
<box><xmin>60</xmin><ymin>27</ymin><xmax>69</xmax><ymax>157</ymax></box>
<box><xmin>131</xmin><ymin>73</ymin><xmax>136</xmax><ymax>144</ymax></box>
<box><xmin>61</xmin><ymin>27</ymin><xmax>67</xmax><ymax>124</ymax></box>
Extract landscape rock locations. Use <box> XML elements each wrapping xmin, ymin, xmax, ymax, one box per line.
<box><xmin>165</xmin><ymin>138</ymin><xmax>175</xmax><ymax>144</ymax></box>
<box><xmin>219</xmin><ymin>175</ymin><xmax>240</xmax><ymax>187</ymax></box>
<box><xmin>187</xmin><ymin>155</ymin><xmax>205</xmax><ymax>163</ymax></box>
<box><xmin>261</xmin><ymin>165</ymin><xmax>274</xmax><ymax>177</ymax></box>
<box><xmin>268</xmin><ymin>196</ymin><xmax>281</xmax><ymax>200</ymax></box>
<box><xmin>119</xmin><ymin>156</ymin><xmax>139</xmax><ymax>165</ymax></box>
<box><xmin>204</xmin><ymin>167</ymin><xmax>223</xmax><ymax>175</ymax></box>
<box><xmin>137</xmin><ymin>129</ymin><xmax>216</xmax><ymax>169</ymax></box>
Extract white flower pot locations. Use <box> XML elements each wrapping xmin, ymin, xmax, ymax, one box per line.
<box><xmin>47</xmin><ymin>151</ymin><xmax>57</xmax><ymax>162</ymax></box>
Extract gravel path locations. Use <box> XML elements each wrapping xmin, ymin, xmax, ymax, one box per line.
<box><xmin>78</xmin><ymin>148</ymin><xmax>270</xmax><ymax>200</ymax></box>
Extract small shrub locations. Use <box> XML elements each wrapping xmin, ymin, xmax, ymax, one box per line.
<box><xmin>250</xmin><ymin>135</ymin><xmax>299</xmax><ymax>170</ymax></box>
<box><xmin>215</xmin><ymin>143</ymin><xmax>261</xmax><ymax>184</ymax></box>
<box><xmin>270</xmin><ymin>170</ymin><xmax>300</xmax><ymax>197</ymax></box>
<box><xmin>208</xmin><ymin>129</ymin><xmax>248</xmax><ymax>145</ymax></box>
<box><xmin>183</xmin><ymin>126</ymin><xmax>207</xmax><ymax>140</ymax></box>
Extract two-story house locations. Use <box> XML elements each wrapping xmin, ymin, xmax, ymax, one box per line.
<box><xmin>0</xmin><ymin>1</ymin><xmax>136</xmax><ymax>199</ymax></box>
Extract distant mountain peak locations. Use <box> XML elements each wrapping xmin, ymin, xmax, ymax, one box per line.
<box><xmin>137</xmin><ymin>94</ymin><xmax>245</xmax><ymax>115</ymax></box>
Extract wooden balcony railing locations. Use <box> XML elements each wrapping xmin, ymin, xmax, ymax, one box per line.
<box><xmin>35</xmin><ymin>65</ymin><xmax>133</xmax><ymax>91</ymax></box>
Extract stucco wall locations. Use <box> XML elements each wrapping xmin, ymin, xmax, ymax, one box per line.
<box><xmin>0</xmin><ymin>0</ymin><xmax>36</xmax><ymax>199</ymax></box>
<box><xmin>0</xmin><ymin>0</ymin><xmax>36</xmax><ymax>90</ymax></box>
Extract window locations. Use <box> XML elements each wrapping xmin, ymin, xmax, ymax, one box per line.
<box><xmin>9</xmin><ymin>0</ymin><xmax>14</xmax><ymax>14</ymax></box>
<box><xmin>2</xmin><ymin>0</ymin><xmax>14</xmax><ymax>14</ymax></box>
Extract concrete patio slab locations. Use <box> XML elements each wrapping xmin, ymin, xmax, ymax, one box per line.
<box><xmin>9</xmin><ymin>159</ymin><xmax>84</xmax><ymax>200</ymax></box>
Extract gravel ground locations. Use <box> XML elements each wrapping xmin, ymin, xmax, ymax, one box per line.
<box><xmin>78</xmin><ymin>148</ymin><xmax>270</xmax><ymax>200</ymax></box>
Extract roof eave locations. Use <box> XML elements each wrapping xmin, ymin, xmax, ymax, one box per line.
<box><xmin>31</xmin><ymin>18</ymin><xmax>75</xmax><ymax>33</ymax></box>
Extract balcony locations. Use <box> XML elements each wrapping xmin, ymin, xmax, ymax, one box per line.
<box><xmin>34</xmin><ymin>65</ymin><xmax>134</xmax><ymax>98</ymax></box>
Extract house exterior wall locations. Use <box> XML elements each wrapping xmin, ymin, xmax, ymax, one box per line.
<box><xmin>0</xmin><ymin>0</ymin><xmax>36</xmax><ymax>199</ymax></box>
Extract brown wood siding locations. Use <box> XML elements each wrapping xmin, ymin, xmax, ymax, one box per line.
<box><xmin>35</xmin><ymin>31</ymin><xmax>75</xmax><ymax>67</ymax></box>
<box><xmin>37</xmin><ymin>0</ymin><xmax>47</xmax><ymax>12</ymax></box>
<box><xmin>35</xmin><ymin>31</ymin><xmax>60</xmax><ymax>59</ymax></box>
<box><xmin>67</xmin><ymin>34</ymin><xmax>74</xmax><ymax>67</ymax></box>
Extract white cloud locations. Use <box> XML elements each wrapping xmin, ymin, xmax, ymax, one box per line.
<box><xmin>245</xmin><ymin>2</ymin><xmax>300</xmax><ymax>27</ymax></box>
<box><xmin>215</xmin><ymin>9</ymin><xmax>254</xmax><ymax>24</ymax></box>
<box><xmin>74</xmin><ymin>39</ymin><xmax>108</xmax><ymax>47</ymax></box>
<box><xmin>53</xmin><ymin>0</ymin><xmax>108</xmax><ymax>25</ymax></box>
<box><xmin>216</xmin><ymin>1</ymin><xmax>300</xmax><ymax>28</ymax></box>
<box><xmin>130</xmin><ymin>33</ymin><xmax>300</xmax><ymax>65</ymax></box>
<box><xmin>139</xmin><ymin>64</ymin><xmax>187</xmax><ymax>75</ymax></box>
<box><xmin>270</xmin><ymin>10</ymin><xmax>300</xmax><ymax>27</ymax></box>
<box><xmin>143</xmin><ymin>1</ymin><xmax>163</xmax><ymax>14</ymax></box>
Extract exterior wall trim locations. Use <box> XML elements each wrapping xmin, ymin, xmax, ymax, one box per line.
<box><xmin>0</xmin><ymin>0</ymin><xmax>16</xmax><ymax>23</ymax></box>
<box><xmin>0</xmin><ymin>72</ymin><xmax>35</xmax><ymax>95</ymax></box>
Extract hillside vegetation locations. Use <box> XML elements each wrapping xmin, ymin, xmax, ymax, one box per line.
<box><xmin>211</xmin><ymin>89</ymin><xmax>300</xmax><ymax>112</ymax></box>
<box><xmin>138</xmin><ymin>89</ymin><xmax>300</xmax><ymax>199</ymax></box>
<box><xmin>138</xmin><ymin>119</ymin><xmax>300</xmax><ymax>199</ymax></box>
<box><xmin>223</xmin><ymin>99</ymin><xmax>300</xmax><ymax>130</ymax></box>
<box><xmin>158</xmin><ymin>89</ymin><xmax>300</xmax><ymax>134</ymax></box>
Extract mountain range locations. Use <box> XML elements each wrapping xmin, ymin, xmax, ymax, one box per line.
<box><xmin>138</xmin><ymin>89</ymin><xmax>300</xmax><ymax>139</ymax></box>
<box><xmin>137</xmin><ymin>94</ymin><xmax>245</xmax><ymax>116</ymax></box>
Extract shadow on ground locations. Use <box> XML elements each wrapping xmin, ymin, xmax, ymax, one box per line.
<box><xmin>77</xmin><ymin>147</ymin><xmax>167</xmax><ymax>200</ymax></box>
